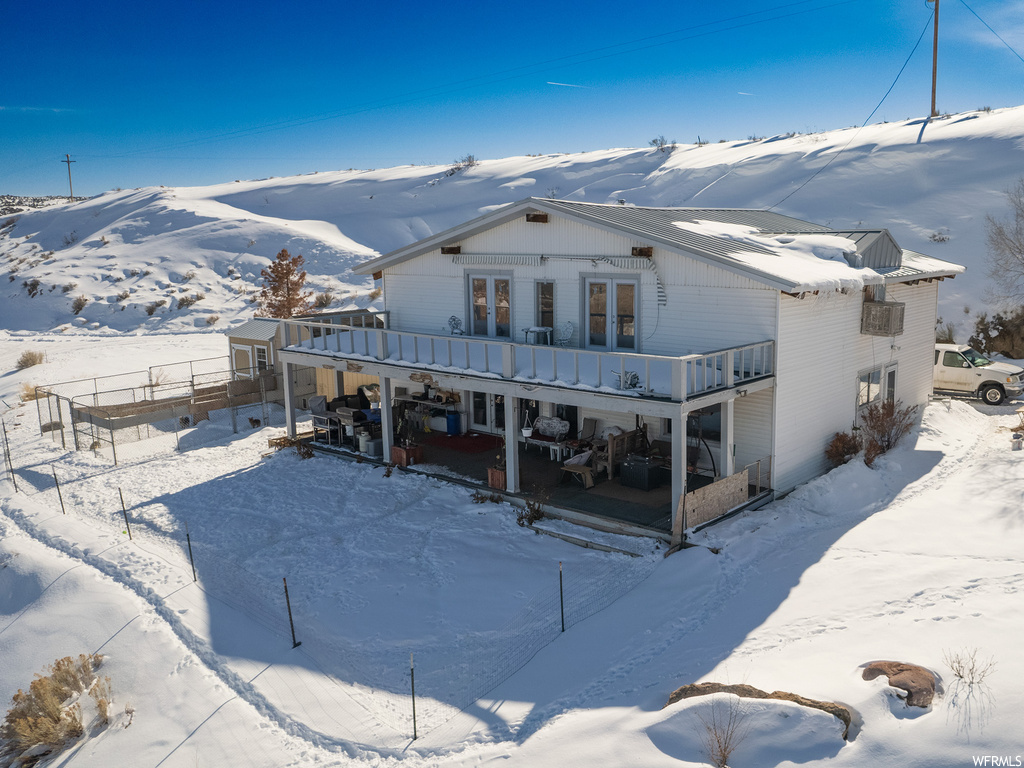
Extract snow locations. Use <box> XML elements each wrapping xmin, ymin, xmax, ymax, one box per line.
<box><xmin>3</xmin><ymin>331</ymin><xmax>1024</xmax><ymax>766</ymax></box>
<box><xmin>672</xmin><ymin>219</ymin><xmax>882</xmax><ymax>293</ymax></box>
<box><xmin>4</xmin><ymin>105</ymin><xmax>1024</xmax><ymax>339</ymax></box>
<box><xmin>3</xmin><ymin>105</ymin><xmax>1024</xmax><ymax>765</ymax></box>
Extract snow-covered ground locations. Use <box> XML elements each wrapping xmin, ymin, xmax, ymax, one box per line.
<box><xmin>3</xmin><ymin>330</ymin><xmax>1023</xmax><ymax>766</ymax></box>
<box><xmin>4</xmin><ymin>105</ymin><xmax>1024</xmax><ymax>340</ymax></box>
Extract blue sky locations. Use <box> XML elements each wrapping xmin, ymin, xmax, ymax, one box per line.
<box><xmin>3</xmin><ymin>0</ymin><xmax>1022</xmax><ymax>196</ymax></box>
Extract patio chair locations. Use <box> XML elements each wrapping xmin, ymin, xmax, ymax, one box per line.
<box><xmin>552</xmin><ymin>320</ymin><xmax>574</xmax><ymax>347</ymax></box>
<box><xmin>310</xmin><ymin>395</ymin><xmax>341</xmax><ymax>445</ymax></box>
<box><xmin>560</xmin><ymin>450</ymin><xmax>595</xmax><ymax>489</ymax></box>
<box><xmin>448</xmin><ymin>316</ymin><xmax>465</xmax><ymax>335</ymax></box>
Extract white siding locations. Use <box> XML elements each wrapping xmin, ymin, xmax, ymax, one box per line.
<box><xmin>734</xmin><ymin>387</ymin><xmax>774</xmax><ymax>470</ymax></box>
<box><xmin>773</xmin><ymin>291</ymin><xmax>865</xmax><ymax>494</ymax></box>
<box><xmin>382</xmin><ymin>214</ymin><xmax>778</xmax><ymax>356</ymax></box>
<box><xmin>773</xmin><ymin>282</ymin><xmax>940</xmax><ymax>494</ymax></box>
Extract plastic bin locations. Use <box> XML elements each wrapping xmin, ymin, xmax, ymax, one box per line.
<box><xmin>447</xmin><ymin>411</ymin><xmax>461</xmax><ymax>436</ymax></box>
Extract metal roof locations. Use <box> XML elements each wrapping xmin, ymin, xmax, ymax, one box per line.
<box><xmin>226</xmin><ymin>317</ymin><xmax>280</xmax><ymax>341</ymax></box>
<box><xmin>535</xmin><ymin>199</ymin><xmax>832</xmax><ymax>261</ymax></box>
<box><xmin>354</xmin><ymin>197</ymin><xmax>965</xmax><ymax>291</ymax></box>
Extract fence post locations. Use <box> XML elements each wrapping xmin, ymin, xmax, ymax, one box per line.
<box><xmin>52</xmin><ymin>466</ymin><xmax>65</xmax><ymax>514</ymax></box>
<box><xmin>559</xmin><ymin>561</ymin><xmax>565</xmax><ymax>632</ymax></box>
<box><xmin>185</xmin><ymin>521</ymin><xmax>197</xmax><ymax>582</ymax></box>
<box><xmin>118</xmin><ymin>487</ymin><xmax>132</xmax><ymax>540</ymax></box>
<box><xmin>1</xmin><ymin>420</ymin><xmax>17</xmax><ymax>493</ymax></box>
<box><xmin>410</xmin><ymin>652</ymin><xmax>417</xmax><ymax>741</ymax></box>
<box><xmin>283</xmin><ymin>577</ymin><xmax>301</xmax><ymax>648</ymax></box>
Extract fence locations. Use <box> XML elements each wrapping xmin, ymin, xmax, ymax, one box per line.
<box><xmin>2</xmin><ymin>456</ymin><xmax>659</xmax><ymax>752</ymax></box>
<box><xmin>34</xmin><ymin>362</ymin><xmax>316</xmax><ymax>464</ymax></box>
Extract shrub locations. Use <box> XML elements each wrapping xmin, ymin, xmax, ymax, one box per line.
<box><xmin>16</xmin><ymin>350</ymin><xmax>44</xmax><ymax>370</ymax></box>
<box><xmin>696</xmin><ymin>696</ymin><xmax>750</xmax><ymax>768</ymax></box>
<box><xmin>1</xmin><ymin>654</ymin><xmax>106</xmax><ymax>763</ymax></box>
<box><xmin>71</xmin><ymin>295</ymin><xmax>88</xmax><ymax>314</ymax></box>
<box><xmin>145</xmin><ymin>300</ymin><xmax>167</xmax><ymax>316</ymax></box>
<box><xmin>969</xmin><ymin>307</ymin><xmax>1024</xmax><ymax>358</ymax></box>
<box><xmin>184</xmin><ymin>269</ymin><xmax>196</xmax><ymax>281</ymax></box>
<box><xmin>313</xmin><ymin>291</ymin><xmax>335</xmax><ymax>309</ymax></box>
<box><xmin>205</xmin><ymin>315</ymin><xmax>220</xmax><ymax>325</ymax></box>
<box><xmin>944</xmin><ymin>647</ymin><xmax>996</xmax><ymax>686</ymax></box>
<box><xmin>19</xmin><ymin>383</ymin><xmax>41</xmax><ymax>401</ymax></box>
<box><xmin>825</xmin><ymin>430</ymin><xmax>861</xmax><ymax>467</ymax></box>
<box><xmin>859</xmin><ymin>399</ymin><xmax>917</xmax><ymax>467</ymax></box>
<box><xmin>175</xmin><ymin>292</ymin><xmax>204</xmax><ymax>309</ymax></box>
<box><xmin>23</xmin><ymin>278</ymin><xmax>41</xmax><ymax>297</ymax></box>
<box><xmin>61</xmin><ymin>231</ymin><xmax>78</xmax><ymax>247</ymax></box>
<box><xmin>649</xmin><ymin>135</ymin><xmax>675</xmax><ymax>152</ymax></box>
<box><xmin>61</xmin><ymin>282</ymin><xmax>76</xmax><ymax>293</ymax></box>
<box><xmin>116</xmin><ymin>290</ymin><xmax>130</xmax><ymax>301</ymax></box>
<box><xmin>445</xmin><ymin>154</ymin><xmax>478</xmax><ymax>176</ymax></box>
<box><xmin>929</xmin><ymin>230</ymin><xmax>950</xmax><ymax>243</ymax></box>
<box><xmin>368</xmin><ymin>287</ymin><xmax>382</xmax><ymax>300</ymax></box>
<box><xmin>935</xmin><ymin>318</ymin><xmax>955</xmax><ymax>344</ymax></box>
<box><xmin>516</xmin><ymin>498</ymin><xmax>545</xmax><ymax>527</ymax></box>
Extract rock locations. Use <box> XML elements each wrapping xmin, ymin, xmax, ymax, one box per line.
<box><xmin>861</xmin><ymin>660</ymin><xmax>936</xmax><ymax>707</ymax></box>
<box><xmin>664</xmin><ymin>681</ymin><xmax>853</xmax><ymax>740</ymax></box>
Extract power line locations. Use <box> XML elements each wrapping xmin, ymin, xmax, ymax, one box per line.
<box><xmin>769</xmin><ymin>11</ymin><xmax>935</xmax><ymax>210</ymax></box>
<box><xmin>957</xmin><ymin>0</ymin><xmax>1024</xmax><ymax>65</ymax></box>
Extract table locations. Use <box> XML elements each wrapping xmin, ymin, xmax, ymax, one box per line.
<box><xmin>522</xmin><ymin>326</ymin><xmax>553</xmax><ymax>345</ymax></box>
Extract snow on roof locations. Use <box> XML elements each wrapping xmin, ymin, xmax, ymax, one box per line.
<box><xmin>670</xmin><ymin>219</ymin><xmax>882</xmax><ymax>293</ymax></box>
<box><xmin>880</xmin><ymin>249</ymin><xmax>966</xmax><ymax>282</ymax></box>
<box><xmin>227</xmin><ymin>317</ymin><xmax>280</xmax><ymax>341</ymax></box>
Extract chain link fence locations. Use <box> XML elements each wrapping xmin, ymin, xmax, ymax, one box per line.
<box><xmin>33</xmin><ymin>359</ymin><xmax>316</xmax><ymax>464</ymax></box>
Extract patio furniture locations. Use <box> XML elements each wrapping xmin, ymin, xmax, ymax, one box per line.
<box><xmin>560</xmin><ymin>450</ymin><xmax>595</xmax><ymax>489</ymax></box>
<box><xmin>522</xmin><ymin>326</ymin><xmax>552</xmax><ymax>345</ymax></box>
<box><xmin>593</xmin><ymin>428</ymin><xmax>644</xmax><ymax>478</ymax></box>
<box><xmin>310</xmin><ymin>395</ymin><xmax>342</xmax><ymax>446</ymax></box>
<box><xmin>448</xmin><ymin>316</ymin><xmax>465</xmax><ymax>335</ymax></box>
<box><xmin>553</xmin><ymin>320</ymin><xmax>574</xmax><ymax>347</ymax></box>
<box><xmin>524</xmin><ymin>415</ymin><xmax>571</xmax><ymax>460</ymax></box>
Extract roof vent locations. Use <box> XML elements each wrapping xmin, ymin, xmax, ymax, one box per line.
<box><xmin>631</xmin><ymin>246</ymin><xmax>654</xmax><ymax>258</ymax></box>
<box><xmin>440</xmin><ymin>245</ymin><xmax>462</xmax><ymax>255</ymax></box>
<box><xmin>526</xmin><ymin>213</ymin><xmax>549</xmax><ymax>223</ymax></box>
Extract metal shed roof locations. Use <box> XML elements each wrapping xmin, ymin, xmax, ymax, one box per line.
<box><xmin>226</xmin><ymin>317</ymin><xmax>280</xmax><ymax>342</ymax></box>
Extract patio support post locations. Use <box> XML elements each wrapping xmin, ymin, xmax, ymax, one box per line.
<box><xmin>283</xmin><ymin>361</ymin><xmax>297</xmax><ymax>438</ymax></box>
<box><xmin>721</xmin><ymin>398</ymin><xmax>735</xmax><ymax>478</ymax></box>
<box><xmin>670</xmin><ymin>405</ymin><xmax>687</xmax><ymax>548</ymax></box>
<box><xmin>379</xmin><ymin>374</ymin><xmax>394</xmax><ymax>458</ymax></box>
<box><xmin>504</xmin><ymin>394</ymin><xmax>519</xmax><ymax>493</ymax></box>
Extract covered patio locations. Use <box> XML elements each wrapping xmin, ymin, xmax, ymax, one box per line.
<box><xmin>278</xmin><ymin>314</ymin><xmax>776</xmax><ymax>544</ymax></box>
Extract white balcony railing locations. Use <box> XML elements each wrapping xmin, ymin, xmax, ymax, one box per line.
<box><xmin>280</xmin><ymin>319</ymin><xmax>773</xmax><ymax>401</ymax></box>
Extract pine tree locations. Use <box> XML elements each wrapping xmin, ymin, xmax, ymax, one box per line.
<box><xmin>256</xmin><ymin>248</ymin><xmax>312</xmax><ymax>318</ymax></box>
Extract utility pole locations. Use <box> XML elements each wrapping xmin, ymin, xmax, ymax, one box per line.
<box><xmin>62</xmin><ymin>154</ymin><xmax>75</xmax><ymax>202</ymax></box>
<box><xmin>929</xmin><ymin>0</ymin><xmax>940</xmax><ymax>117</ymax></box>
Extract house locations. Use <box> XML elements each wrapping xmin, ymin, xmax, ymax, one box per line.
<box><xmin>265</xmin><ymin>197</ymin><xmax>964</xmax><ymax>543</ymax></box>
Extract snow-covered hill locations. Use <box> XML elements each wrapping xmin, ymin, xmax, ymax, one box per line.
<box><xmin>3</xmin><ymin>105</ymin><xmax>1023</xmax><ymax>337</ymax></box>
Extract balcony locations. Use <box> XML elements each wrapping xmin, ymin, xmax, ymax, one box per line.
<box><xmin>280</xmin><ymin>318</ymin><xmax>774</xmax><ymax>402</ymax></box>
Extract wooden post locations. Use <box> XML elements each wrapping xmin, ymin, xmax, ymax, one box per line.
<box><xmin>559</xmin><ymin>561</ymin><xmax>565</xmax><ymax>632</ymax></box>
<box><xmin>1</xmin><ymin>420</ymin><xmax>16</xmax><ymax>493</ymax></box>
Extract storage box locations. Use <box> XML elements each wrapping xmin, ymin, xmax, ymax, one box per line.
<box><xmin>620</xmin><ymin>454</ymin><xmax>661</xmax><ymax>491</ymax></box>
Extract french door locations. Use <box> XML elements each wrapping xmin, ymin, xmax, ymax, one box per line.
<box><xmin>470</xmin><ymin>275</ymin><xmax>511</xmax><ymax>338</ymax></box>
<box><xmin>470</xmin><ymin>392</ymin><xmax>506</xmax><ymax>433</ymax></box>
<box><xmin>585</xmin><ymin>278</ymin><xmax>637</xmax><ymax>351</ymax></box>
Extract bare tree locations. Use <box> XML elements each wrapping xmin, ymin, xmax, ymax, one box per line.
<box><xmin>256</xmin><ymin>248</ymin><xmax>311</xmax><ymax>318</ymax></box>
<box><xmin>986</xmin><ymin>178</ymin><xmax>1024</xmax><ymax>302</ymax></box>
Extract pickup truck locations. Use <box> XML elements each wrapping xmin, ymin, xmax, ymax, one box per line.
<box><xmin>933</xmin><ymin>343</ymin><xmax>1024</xmax><ymax>405</ymax></box>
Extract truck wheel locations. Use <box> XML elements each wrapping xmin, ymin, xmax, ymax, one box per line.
<box><xmin>981</xmin><ymin>384</ymin><xmax>1005</xmax><ymax>405</ymax></box>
